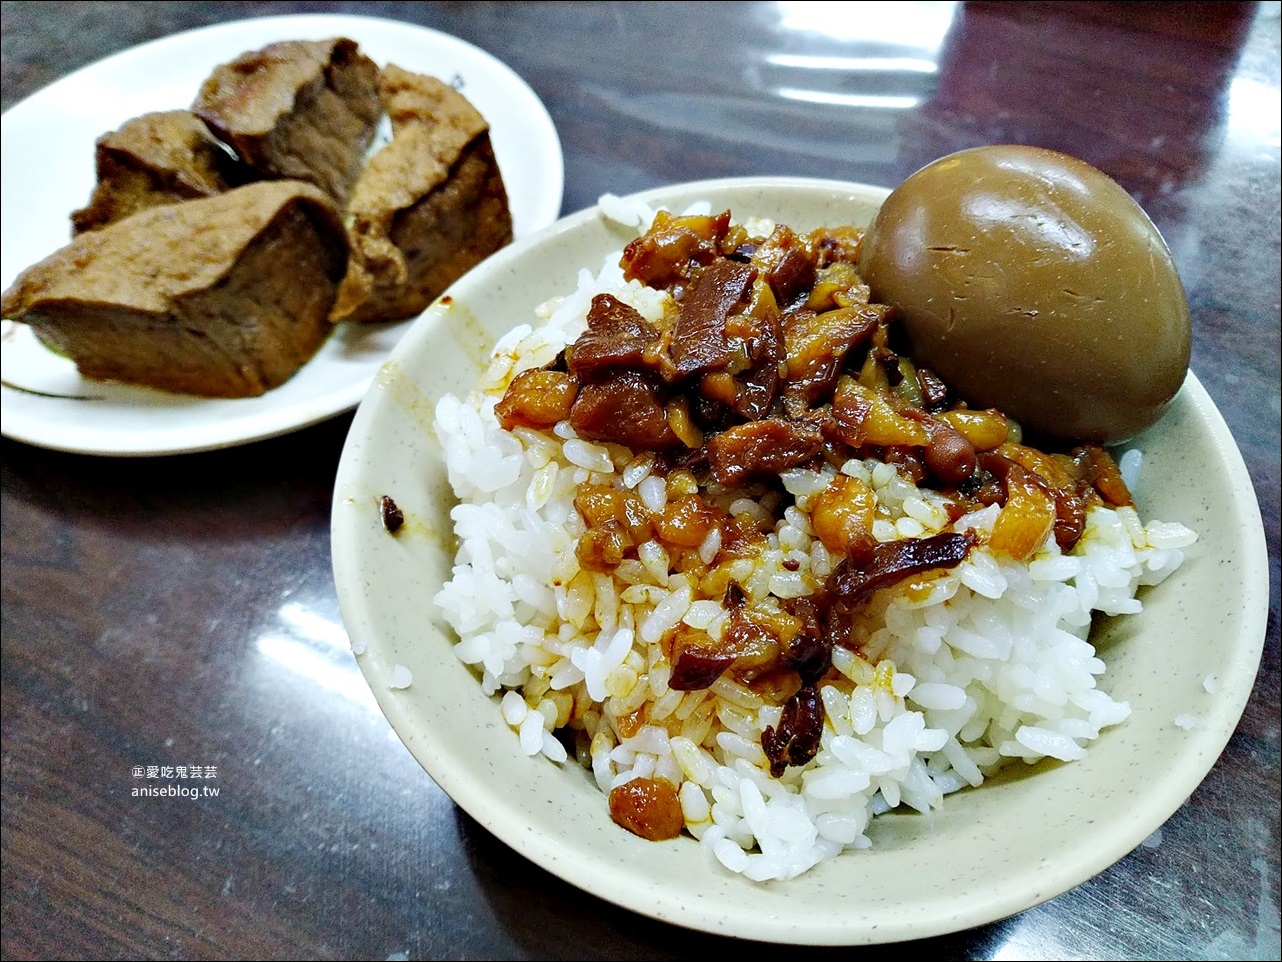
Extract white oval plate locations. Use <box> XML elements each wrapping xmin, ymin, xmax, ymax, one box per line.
<box><xmin>331</xmin><ymin>177</ymin><xmax>1269</xmax><ymax>944</ymax></box>
<box><xmin>0</xmin><ymin>13</ymin><xmax>564</xmax><ymax>456</ymax></box>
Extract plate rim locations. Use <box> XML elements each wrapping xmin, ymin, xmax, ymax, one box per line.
<box><xmin>0</xmin><ymin>12</ymin><xmax>565</xmax><ymax>457</ymax></box>
<box><xmin>331</xmin><ymin>174</ymin><xmax>1271</xmax><ymax>944</ymax></box>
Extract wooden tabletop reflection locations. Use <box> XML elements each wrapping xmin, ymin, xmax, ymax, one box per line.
<box><xmin>2</xmin><ymin>2</ymin><xmax>1278</xmax><ymax>959</ymax></box>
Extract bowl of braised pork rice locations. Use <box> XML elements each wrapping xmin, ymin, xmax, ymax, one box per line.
<box><xmin>331</xmin><ymin>176</ymin><xmax>1267</xmax><ymax>944</ymax></box>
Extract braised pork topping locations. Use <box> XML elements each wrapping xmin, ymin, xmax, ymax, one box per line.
<box><xmin>499</xmin><ymin>211</ymin><xmax>1136</xmax><ymax>775</ymax></box>
<box><xmin>761</xmin><ymin>683</ymin><xmax>825</xmax><ymax>778</ymax></box>
<box><xmin>566</xmin><ymin>293</ymin><xmax>662</xmax><ymax>381</ymax></box>
<box><xmin>829</xmin><ymin>532</ymin><xmax>977</xmax><ymax>608</ymax></box>
<box><xmin>607</xmin><ymin>777</ymin><xmax>685</xmax><ymax>841</ymax></box>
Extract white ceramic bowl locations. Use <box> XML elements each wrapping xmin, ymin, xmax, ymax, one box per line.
<box><xmin>331</xmin><ymin>177</ymin><xmax>1268</xmax><ymax>944</ymax></box>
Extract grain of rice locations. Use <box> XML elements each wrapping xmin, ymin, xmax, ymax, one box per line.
<box><xmin>697</xmin><ymin>527</ymin><xmax>722</xmax><ymax>565</ymax></box>
<box><xmin>637</xmin><ymin>475</ymin><xmax>667</xmax><ymax>513</ymax></box>
<box><xmin>637</xmin><ymin>540</ymin><xmax>669</xmax><ymax>584</ymax></box>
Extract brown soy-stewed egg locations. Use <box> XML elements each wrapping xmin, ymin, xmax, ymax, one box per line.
<box><xmin>859</xmin><ymin>145</ymin><xmax>1192</xmax><ymax>445</ymax></box>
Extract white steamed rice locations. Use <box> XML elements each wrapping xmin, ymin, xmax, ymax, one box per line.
<box><xmin>430</xmin><ymin>199</ymin><xmax>1198</xmax><ymax>881</ymax></box>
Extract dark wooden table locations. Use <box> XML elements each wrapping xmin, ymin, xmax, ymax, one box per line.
<box><xmin>2</xmin><ymin>2</ymin><xmax>1278</xmax><ymax>959</ymax></box>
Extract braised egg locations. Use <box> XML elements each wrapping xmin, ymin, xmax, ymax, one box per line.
<box><xmin>859</xmin><ymin>145</ymin><xmax>1192</xmax><ymax>444</ymax></box>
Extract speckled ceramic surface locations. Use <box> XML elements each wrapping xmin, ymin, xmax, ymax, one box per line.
<box><xmin>330</xmin><ymin>177</ymin><xmax>1269</xmax><ymax>944</ymax></box>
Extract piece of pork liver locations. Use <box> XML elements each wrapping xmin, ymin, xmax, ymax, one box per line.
<box><xmin>328</xmin><ymin>64</ymin><xmax>514</xmax><ymax>323</ymax></box>
<box><xmin>192</xmin><ymin>37</ymin><xmax>380</xmax><ymax>205</ymax></box>
<box><xmin>1</xmin><ymin>180</ymin><xmax>348</xmax><ymax>398</ymax></box>
<box><xmin>70</xmin><ymin>110</ymin><xmax>250</xmax><ymax>235</ymax></box>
